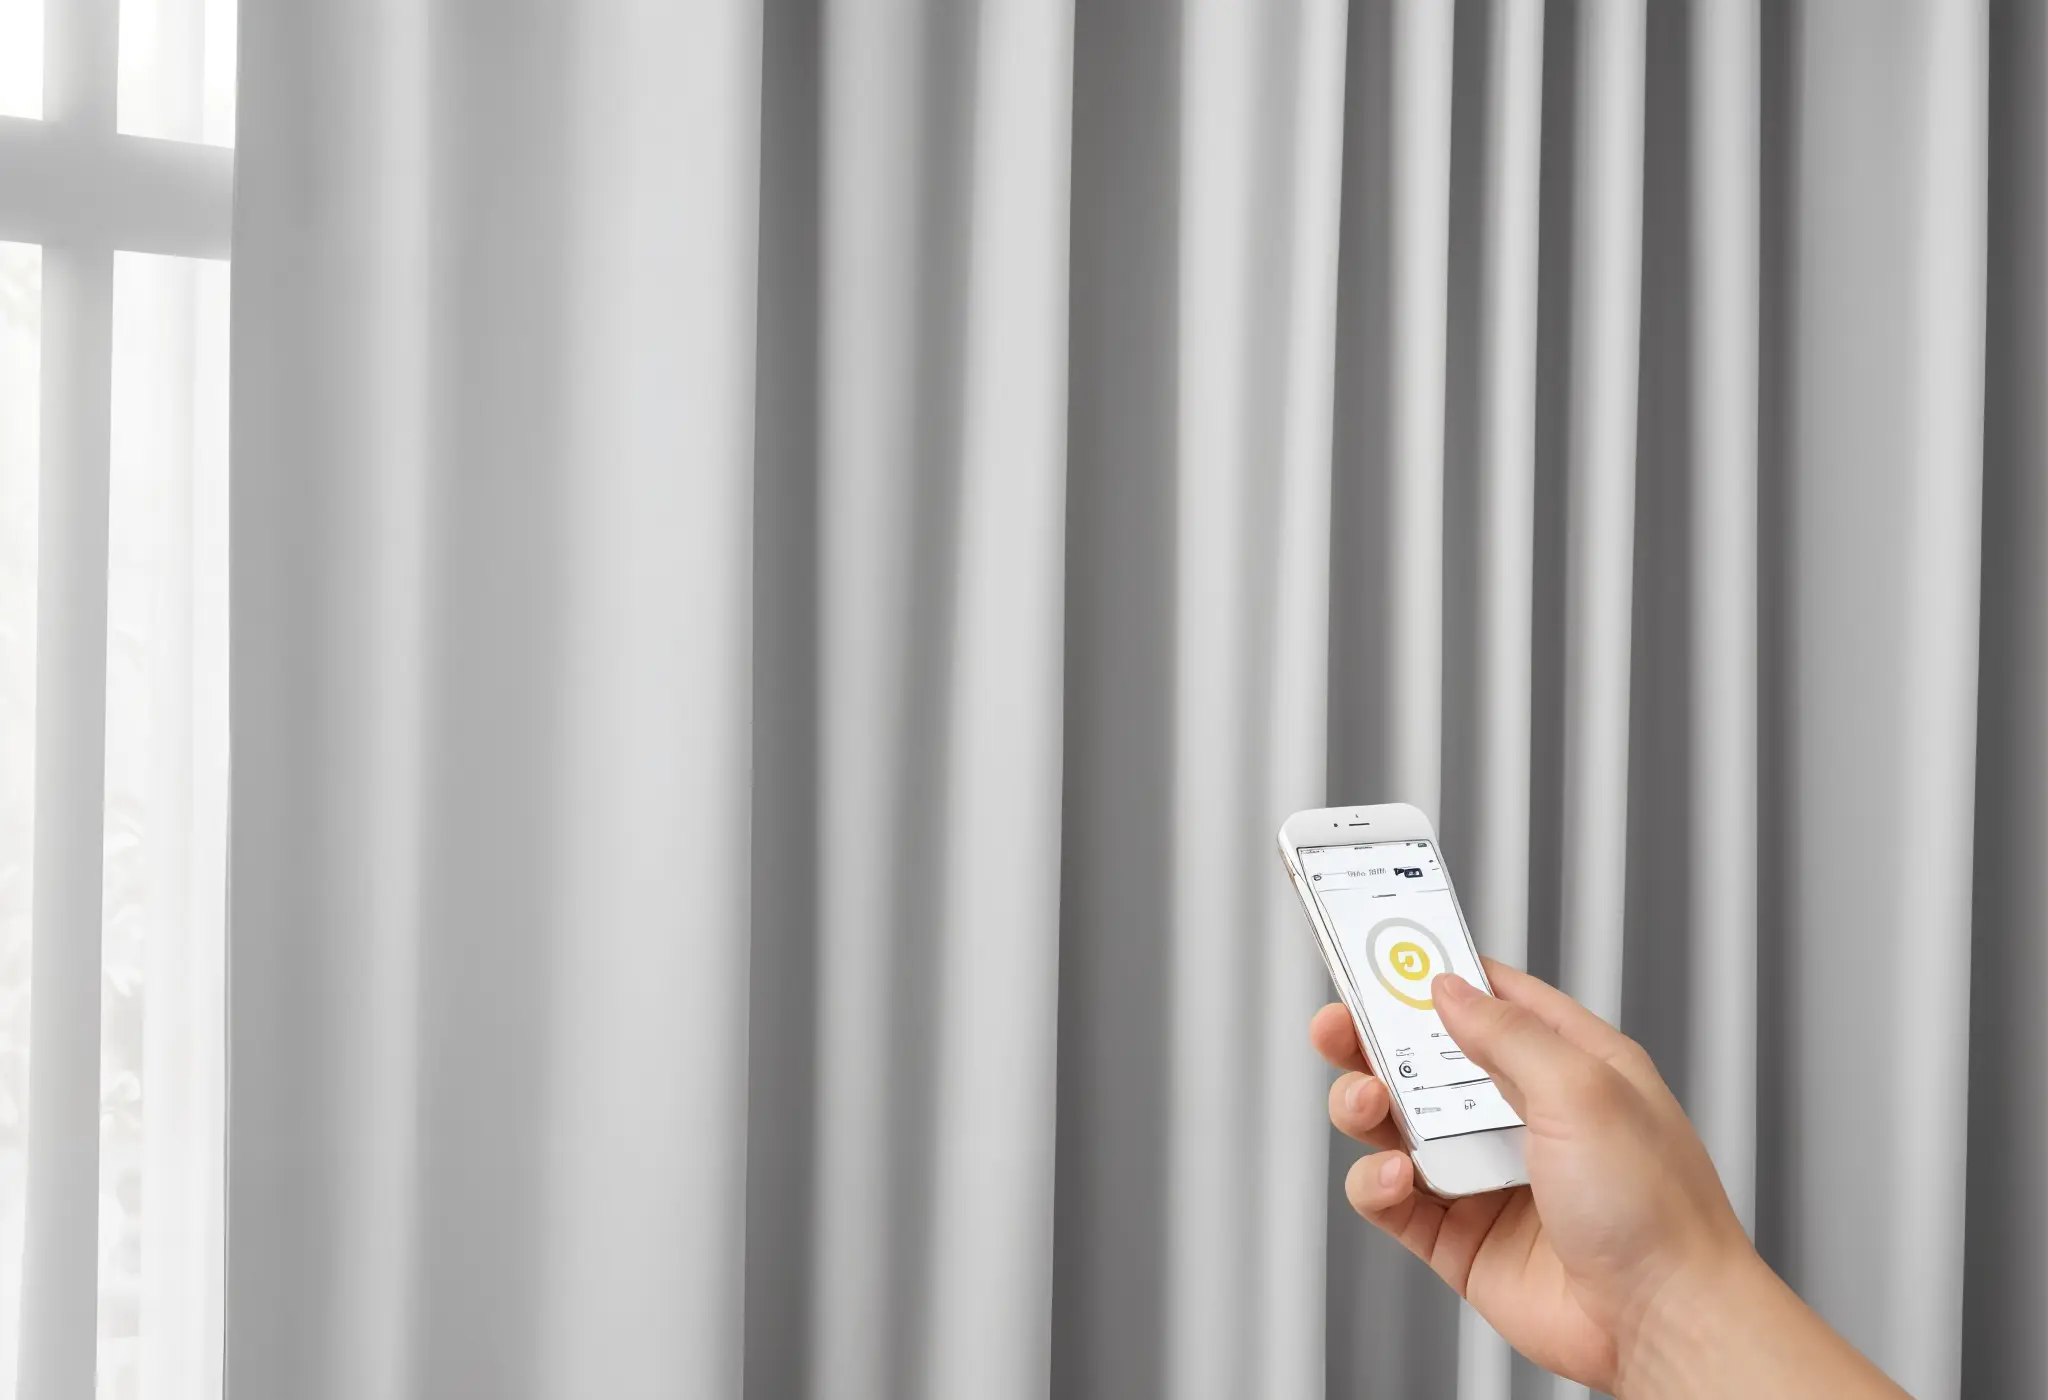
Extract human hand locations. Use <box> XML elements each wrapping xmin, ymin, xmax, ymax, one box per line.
<box><xmin>1312</xmin><ymin>959</ymin><xmax>1899</xmax><ymax>1397</ymax></box>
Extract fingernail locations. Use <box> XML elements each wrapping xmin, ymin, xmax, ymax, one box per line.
<box><xmin>1347</xmin><ymin>1077</ymin><xmax>1374</xmax><ymax>1114</ymax></box>
<box><xmin>1379</xmin><ymin>1156</ymin><xmax>1403</xmax><ymax>1188</ymax></box>
<box><xmin>1433</xmin><ymin>972</ymin><xmax>1474</xmax><ymax>1004</ymax></box>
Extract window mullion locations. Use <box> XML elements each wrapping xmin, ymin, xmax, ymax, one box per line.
<box><xmin>0</xmin><ymin>121</ymin><xmax>234</xmax><ymax>259</ymax></box>
<box><xmin>44</xmin><ymin>0</ymin><xmax>119</xmax><ymax>134</ymax></box>
<box><xmin>5</xmin><ymin>0</ymin><xmax>234</xmax><ymax>258</ymax></box>
<box><xmin>17</xmin><ymin>242</ymin><xmax>117</xmax><ymax>1400</ymax></box>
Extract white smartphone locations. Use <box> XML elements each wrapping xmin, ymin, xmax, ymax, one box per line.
<box><xmin>1278</xmin><ymin>802</ymin><xmax>1529</xmax><ymax>1197</ymax></box>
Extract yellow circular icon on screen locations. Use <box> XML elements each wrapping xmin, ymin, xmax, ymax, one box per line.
<box><xmin>1367</xmin><ymin>919</ymin><xmax>1453</xmax><ymax>1009</ymax></box>
<box><xmin>1388</xmin><ymin>941</ymin><xmax>1431</xmax><ymax>981</ymax></box>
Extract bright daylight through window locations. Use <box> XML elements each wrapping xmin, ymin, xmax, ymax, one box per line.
<box><xmin>0</xmin><ymin>0</ymin><xmax>233</xmax><ymax>1396</ymax></box>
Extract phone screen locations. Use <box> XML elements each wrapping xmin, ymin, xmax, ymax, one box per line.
<box><xmin>1298</xmin><ymin>839</ymin><xmax>1523</xmax><ymax>1142</ymax></box>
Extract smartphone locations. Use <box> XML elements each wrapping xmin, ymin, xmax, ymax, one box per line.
<box><xmin>1278</xmin><ymin>802</ymin><xmax>1529</xmax><ymax>1197</ymax></box>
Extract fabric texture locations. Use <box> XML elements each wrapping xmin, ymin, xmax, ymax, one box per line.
<box><xmin>227</xmin><ymin>2</ymin><xmax>2044</xmax><ymax>1398</ymax></box>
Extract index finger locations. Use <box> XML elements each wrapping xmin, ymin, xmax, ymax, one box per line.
<box><xmin>1480</xmin><ymin>958</ymin><xmax>1630</xmax><ymax>1053</ymax></box>
<box><xmin>1480</xmin><ymin>956</ymin><xmax>1669</xmax><ymax>1100</ymax></box>
<box><xmin>1431</xmin><ymin>972</ymin><xmax>1607</xmax><ymax>1123</ymax></box>
<box><xmin>1309</xmin><ymin>1002</ymin><xmax>1371</xmax><ymax>1075</ymax></box>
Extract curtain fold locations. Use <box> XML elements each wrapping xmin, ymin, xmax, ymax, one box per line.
<box><xmin>1682</xmin><ymin>0</ymin><xmax>1760</xmax><ymax>1232</ymax></box>
<box><xmin>1772</xmin><ymin>5</ymin><xmax>1988</xmax><ymax>1395</ymax></box>
<box><xmin>225</xmin><ymin>3</ymin><xmax>2040</xmax><ymax>1399</ymax></box>
<box><xmin>230</xmin><ymin>4</ymin><xmax>764</xmax><ymax>1399</ymax></box>
<box><xmin>1966</xmin><ymin>10</ymin><xmax>2048</xmax><ymax>1397</ymax></box>
<box><xmin>1447</xmin><ymin>5</ymin><xmax>1545</xmax><ymax>1398</ymax></box>
<box><xmin>1555</xmin><ymin>0</ymin><xmax>1643</xmax><ymax>1040</ymax></box>
<box><xmin>1167</xmin><ymin>6</ymin><xmax>1342</xmax><ymax>1398</ymax></box>
<box><xmin>920</xmin><ymin>1</ymin><xmax>1074</xmax><ymax>1389</ymax></box>
<box><xmin>539</xmin><ymin>5</ymin><xmax>762</xmax><ymax>1396</ymax></box>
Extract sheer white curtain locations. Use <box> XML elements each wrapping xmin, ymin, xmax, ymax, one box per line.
<box><xmin>1</xmin><ymin>0</ymin><xmax>234</xmax><ymax>1398</ymax></box>
<box><xmin>227</xmin><ymin>3</ymin><xmax>2043</xmax><ymax>1400</ymax></box>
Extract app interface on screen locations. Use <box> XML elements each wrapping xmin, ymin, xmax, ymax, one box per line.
<box><xmin>1300</xmin><ymin>839</ymin><xmax>1522</xmax><ymax>1142</ymax></box>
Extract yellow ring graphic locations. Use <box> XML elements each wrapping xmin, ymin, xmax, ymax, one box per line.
<box><xmin>1367</xmin><ymin>919</ymin><xmax>1453</xmax><ymax>1009</ymax></box>
<box><xmin>1388</xmin><ymin>941</ymin><xmax>1431</xmax><ymax>981</ymax></box>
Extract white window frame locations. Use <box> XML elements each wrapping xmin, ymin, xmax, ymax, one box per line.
<box><xmin>0</xmin><ymin>4</ymin><xmax>233</xmax><ymax>254</ymax></box>
<box><xmin>2</xmin><ymin>1</ymin><xmax>231</xmax><ymax>1395</ymax></box>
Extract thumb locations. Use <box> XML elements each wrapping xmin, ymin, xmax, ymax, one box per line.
<box><xmin>1432</xmin><ymin>972</ymin><xmax>1601</xmax><ymax>1120</ymax></box>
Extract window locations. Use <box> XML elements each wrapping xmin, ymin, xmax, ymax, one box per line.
<box><xmin>0</xmin><ymin>1</ymin><xmax>233</xmax><ymax>1397</ymax></box>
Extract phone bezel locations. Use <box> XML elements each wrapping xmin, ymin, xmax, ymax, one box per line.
<box><xmin>1278</xmin><ymin>802</ymin><xmax>1529</xmax><ymax>1198</ymax></box>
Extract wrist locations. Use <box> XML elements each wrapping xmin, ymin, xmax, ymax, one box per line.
<box><xmin>1611</xmin><ymin>1243</ymin><xmax>1792</xmax><ymax>1400</ymax></box>
<box><xmin>1613</xmin><ymin>1241</ymin><xmax>1906</xmax><ymax>1400</ymax></box>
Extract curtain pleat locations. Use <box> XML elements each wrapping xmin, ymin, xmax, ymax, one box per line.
<box><xmin>1774</xmin><ymin>4</ymin><xmax>1987</xmax><ymax>1395</ymax></box>
<box><xmin>1683</xmin><ymin>0</ymin><xmax>1761</xmax><ymax>1232</ymax></box>
<box><xmin>1460</xmin><ymin>0</ymin><xmax>1545</xmax><ymax>1120</ymax></box>
<box><xmin>1449</xmin><ymin>5</ymin><xmax>1546</xmax><ymax>1396</ymax></box>
<box><xmin>1052</xmin><ymin>3</ymin><xmax>1182</xmax><ymax>1396</ymax></box>
<box><xmin>536</xmin><ymin>6</ymin><xmax>762</xmax><ymax>1398</ymax></box>
<box><xmin>1253</xmin><ymin>10</ymin><xmax>1351</xmax><ymax>1398</ymax></box>
<box><xmin>223</xmin><ymin>6</ymin><xmax>431</xmax><ymax>1398</ymax></box>
<box><xmin>1167</xmin><ymin>7</ymin><xmax>1282</xmax><ymax>1396</ymax></box>
<box><xmin>1555</xmin><ymin>0</ymin><xmax>1644</xmax><ymax>1042</ymax></box>
<box><xmin>229</xmin><ymin>5</ymin><xmax>764</xmax><ymax>1400</ymax></box>
<box><xmin>743</xmin><ymin>5</ymin><xmax>825</xmax><ymax>1397</ymax></box>
<box><xmin>1326</xmin><ymin>0</ymin><xmax>1464</xmax><ymax>1385</ymax></box>
<box><xmin>809</xmin><ymin>5</ymin><xmax>966</xmax><ymax>1398</ymax></box>
<box><xmin>1383</xmin><ymin>0</ymin><xmax>1456</xmax><ymax>821</ymax></box>
<box><xmin>1891</xmin><ymin>14</ymin><xmax>1991</xmax><ymax>1393</ymax></box>
<box><xmin>219</xmin><ymin>3</ymin><xmax>2040</xmax><ymax>1399</ymax></box>
<box><xmin>1881</xmin><ymin>3</ymin><xmax>1988</xmax><ymax>1391</ymax></box>
<box><xmin>917</xmin><ymin>3</ymin><xmax>1072</xmax><ymax>1394</ymax></box>
<box><xmin>1966</xmin><ymin>6</ymin><xmax>2048</xmax><ymax>1395</ymax></box>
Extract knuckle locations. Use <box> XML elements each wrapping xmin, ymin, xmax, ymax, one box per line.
<box><xmin>1611</xmin><ymin>1035</ymin><xmax>1658</xmax><ymax>1079</ymax></box>
<box><xmin>1565</xmin><ymin>1060</ymin><xmax>1628</xmax><ymax>1113</ymax></box>
<box><xmin>1471</xmin><ymin>994</ymin><xmax>1522</xmax><ymax>1038</ymax></box>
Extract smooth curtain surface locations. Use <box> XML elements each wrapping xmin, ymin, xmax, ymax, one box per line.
<box><xmin>225</xmin><ymin>2</ymin><xmax>2045</xmax><ymax>1399</ymax></box>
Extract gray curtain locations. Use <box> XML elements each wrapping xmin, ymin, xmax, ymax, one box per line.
<box><xmin>226</xmin><ymin>2</ymin><xmax>2045</xmax><ymax>1398</ymax></box>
